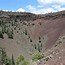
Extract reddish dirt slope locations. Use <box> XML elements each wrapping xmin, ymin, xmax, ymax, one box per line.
<box><xmin>39</xmin><ymin>36</ymin><xmax>65</xmax><ymax>65</ymax></box>
<box><xmin>31</xmin><ymin>14</ymin><xmax>65</xmax><ymax>49</ymax></box>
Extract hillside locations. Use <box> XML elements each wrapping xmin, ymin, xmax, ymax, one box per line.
<box><xmin>0</xmin><ymin>10</ymin><xmax>65</xmax><ymax>65</ymax></box>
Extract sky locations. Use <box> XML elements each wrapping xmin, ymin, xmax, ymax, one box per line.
<box><xmin>0</xmin><ymin>0</ymin><xmax>65</xmax><ymax>14</ymax></box>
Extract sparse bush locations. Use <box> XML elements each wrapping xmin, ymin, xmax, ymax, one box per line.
<box><xmin>8</xmin><ymin>33</ymin><xmax>13</xmax><ymax>39</ymax></box>
<box><xmin>23</xmin><ymin>22</ymin><xmax>27</xmax><ymax>25</ymax></box>
<box><xmin>39</xmin><ymin>40</ymin><xmax>41</xmax><ymax>43</ymax></box>
<box><xmin>32</xmin><ymin>52</ymin><xmax>44</xmax><ymax>61</ymax></box>
<box><xmin>15</xmin><ymin>19</ymin><xmax>17</xmax><ymax>22</ymax></box>
<box><xmin>32</xmin><ymin>23</ymin><xmax>35</xmax><ymax>26</ymax></box>
<box><xmin>63</xmin><ymin>36</ymin><xmax>65</xmax><ymax>39</ymax></box>
<box><xmin>30</xmin><ymin>39</ymin><xmax>32</xmax><ymax>42</ymax></box>
<box><xmin>16</xmin><ymin>55</ymin><xmax>24</xmax><ymax>65</ymax></box>
<box><xmin>14</xmin><ymin>27</ymin><xmax>16</xmax><ymax>30</ymax></box>
<box><xmin>0</xmin><ymin>48</ymin><xmax>11</xmax><ymax>65</ymax></box>
<box><xmin>2</xmin><ymin>26</ymin><xmax>4</xmax><ymax>34</ymax></box>
<box><xmin>38</xmin><ymin>44</ymin><xmax>41</xmax><ymax>52</ymax></box>
<box><xmin>39</xmin><ymin>37</ymin><xmax>41</xmax><ymax>43</ymax></box>
<box><xmin>5</xmin><ymin>57</ymin><xmax>12</xmax><ymax>65</ymax></box>
<box><xmin>16</xmin><ymin>55</ymin><xmax>29</xmax><ymax>65</ymax></box>
<box><xmin>34</xmin><ymin>43</ymin><xmax>42</xmax><ymax>52</ymax></box>
<box><xmin>7</xmin><ymin>28</ymin><xmax>13</xmax><ymax>39</ymax></box>
<box><xmin>44</xmin><ymin>57</ymin><xmax>49</xmax><ymax>61</ymax></box>
<box><xmin>28</xmin><ymin>35</ymin><xmax>30</xmax><ymax>39</ymax></box>
<box><xmin>25</xmin><ymin>29</ymin><xmax>27</xmax><ymax>35</ymax></box>
<box><xmin>39</xmin><ymin>22</ymin><xmax>41</xmax><ymax>25</ymax></box>
<box><xmin>34</xmin><ymin>44</ymin><xmax>37</xmax><ymax>49</ymax></box>
<box><xmin>20</xmin><ymin>60</ymin><xmax>29</xmax><ymax>65</ymax></box>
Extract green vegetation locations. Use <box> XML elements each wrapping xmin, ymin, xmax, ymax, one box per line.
<box><xmin>16</xmin><ymin>55</ymin><xmax>24</xmax><ymax>65</ymax></box>
<box><xmin>7</xmin><ymin>28</ymin><xmax>13</xmax><ymax>39</ymax></box>
<box><xmin>19</xmin><ymin>60</ymin><xmax>29</xmax><ymax>65</ymax></box>
<box><xmin>32</xmin><ymin>52</ymin><xmax>44</xmax><ymax>61</ymax></box>
<box><xmin>0</xmin><ymin>48</ymin><xmax>12</xmax><ymax>65</ymax></box>
<box><xmin>0</xmin><ymin>19</ymin><xmax>14</xmax><ymax>39</ymax></box>
<box><xmin>16</xmin><ymin>55</ymin><xmax>29</xmax><ymax>65</ymax></box>
<box><xmin>0</xmin><ymin>48</ymin><xmax>45</xmax><ymax>65</ymax></box>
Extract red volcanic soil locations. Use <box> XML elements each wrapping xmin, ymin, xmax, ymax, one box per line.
<box><xmin>31</xmin><ymin>12</ymin><xmax>65</xmax><ymax>50</ymax></box>
<box><xmin>39</xmin><ymin>36</ymin><xmax>65</xmax><ymax>65</ymax></box>
<box><xmin>33</xmin><ymin>11</ymin><xmax>65</xmax><ymax>65</ymax></box>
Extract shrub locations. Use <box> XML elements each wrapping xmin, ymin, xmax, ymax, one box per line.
<box><xmin>0</xmin><ymin>48</ymin><xmax>11</xmax><ymax>65</ymax></box>
<box><xmin>44</xmin><ymin>57</ymin><xmax>49</xmax><ymax>61</ymax></box>
<box><xmin>5</xmin><ymin>57</ymin><xmax>12</xmax><ymax>65</ymax></box>
<box><xmin>16</xmin><ymin>55</ymin><xmax>24</xmax><ymax>65</ymax></box>
<box><xmin>34</xmin><ymin>43</ymin><xmax>42</xmax><ymax>52</ymax></box>
<box><xmin>8</xmin><ymin>33</ymin><xmax>13</xmax><ymax>39</ymax></box>
<box><xmin>16</xmin><ymin>55</ymin><xmax>29</xmax><ymax>65</ymax></box>
<box><xmin>32</xmin><ymin>52</ymin><xmax>44</xmax><ymax>61</ymax></box>
<box><xmin>7</xmin><ymin>28</ymin><xmax>13</xmax><ymax>39</ymax></box>
<box><xmin>20</xmin><ymin>60</ymin><xmax>29</xmax><ymax>65</ymax></box>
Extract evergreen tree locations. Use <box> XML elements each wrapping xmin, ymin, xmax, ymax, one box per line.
<box><xmin>37</xmin><ymin>43</ymin><xmax>42</xmax><ymax>52</ymax></box>
<box><xmin>39</xmin><ymin>37</ymin><xmax>41</xmax><ymax>43</ymax></box>
<box><xmin>0</xmin><ymin>31</ymin><xmax>4</xmax><ymax>39</ymax></box>
<box><xmin>34</xmin><ymin>44</ymin><xmax>37</xmax><ymax>49</ymax></box>
<box><xmin>12</xmin><ymin>55</ymin><xmax>15</xmax><ymax>65</ymax></box>
<box><xmin>25</xmin><ymin>29</ymin><xmax>27</xmax><ymax>35</ymax></box>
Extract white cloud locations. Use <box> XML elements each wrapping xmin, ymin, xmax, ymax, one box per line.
<box><xmin>26</xmin><ymin>5</ymin><xmax>57</xmax><ymax>14</ymax></box>
<box><xmin>0</xmin><ymin>9</ymin><xmax>15</xmax><ymax>12</ymax></box>
<box><xmin>25</xmin><ymin>0</ymin><xmax>65</xmax><ymax>14</ymax></box>
<box><xmin>52</xmin><ymin>5</ymin><xmax>61</xmax><ymax>9</ymax></box>
<box><xmin>26</xmin><ymin>5</ymin><xmax>36</xmax><ymax>11</ymax></box>
<box><xmin>26</xmin><ymin>4</ymin><xmax>65</xmax><ymax>14</ymax></box>
<box><xmin>16</xmin><ymin>0</ymin><xmax>65</xmax><ymax>14</ymax></box>
<box><xmin>16</xmin><ymin>8</ymin><xmax>25</xmax><ymax>12</ymax></box>
<box><xmin>59</xmin><ymin>8</ymin><xmax>65</xmax><ymax>11</ymax></box>
<box><xmin>26</xmin><ymin>5</ymin><xmax>37</xmax><ymax>13</ymax></box>
<box><xmin>52</xmin><ymin>5</ymin><xmax>65</xmax><ymax>11</ymax></box>
<box><xmin>37</xmin><ymin>0</ymin><xmax>65</xmax><ymax>5</ymax></box>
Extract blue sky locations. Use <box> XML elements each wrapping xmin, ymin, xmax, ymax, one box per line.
<box><xmin>0</xmin><ymin>0</ymin><xmax>65</xmax><ymax>14</ymax></box>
